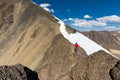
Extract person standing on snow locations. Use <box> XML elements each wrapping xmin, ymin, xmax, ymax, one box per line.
<box><xmin>74</xmin><ymin>42</ymin><xmax>79</xmax><ymax>52</ymax></box>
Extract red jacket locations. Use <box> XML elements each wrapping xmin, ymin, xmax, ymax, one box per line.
<box><xmin>74</xmin><ymin>43</ymin><xmax>79</xmax><ymax>48</ymax></box>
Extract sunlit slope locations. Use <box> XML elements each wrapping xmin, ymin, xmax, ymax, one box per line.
<box><xmin>0</xmin><ymin>0</ymin><xmax>60</xmax><ymax>68</ymax></box>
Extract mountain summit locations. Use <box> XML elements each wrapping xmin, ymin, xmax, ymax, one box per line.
<box><xmin>0</xmin><ymin>0</ymin><xmax>120</xmax><ymax>80</ymax></box>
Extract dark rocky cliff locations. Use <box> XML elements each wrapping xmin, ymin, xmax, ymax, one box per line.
<box><xmin>0</xmin><ymin>64</ymin><xmax>39</xmax><ymax>80</ymax></box>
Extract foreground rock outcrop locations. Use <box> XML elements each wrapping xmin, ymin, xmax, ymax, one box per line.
<box><xmin>71</xmin><ymin>51</ymin><xmax>118</xmax><ymax>80</ymax></box>
<box><xmin>110</xmin><ymin>61</ymin><xmax>120</xmax><ymax>80</ymax></box>
<box><xmin>0</xmin><ymin>51</ymin><xmax>120</xmax><ymax>80</ymax></box>
<box><xmin>0</xmin><ymin>64</ymin><xmax>39</xmax><ymax>80</ymax></box>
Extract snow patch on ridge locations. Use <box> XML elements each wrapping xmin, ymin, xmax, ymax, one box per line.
<box><xmin>31</xmin><ymin>1</ymin><xmax>37</xmax><ymax>5</ymax></box>
<box><xmin>55</xmin><ymin>17</ymin><xmax>118</xmax><ymax>59</ymax></box>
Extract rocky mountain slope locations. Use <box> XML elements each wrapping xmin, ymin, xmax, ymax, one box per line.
<box><xmin>0</xmin><ymin>0</ymin><xmax>120</xmax><ymax>80</ymax></box>
<box><xmin>82</xmin><ymin>30</ymin><xmax>120</xmax><ymax>57</ymax></box>
<box><xmin>0</xmin><ymin>0</ymin><xmax>73</xmax><ymax>67</ymax></box>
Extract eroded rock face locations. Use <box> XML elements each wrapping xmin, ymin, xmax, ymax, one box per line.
<box><xmin>0</xmin><ymin>0</ymin><xmax>14</xmax><ymax>34</ymax></box>
<box><xmin>71</xmin><ymin>51</ymin><xmax>118</xmax><ymax>80</ymax></box>
<box><xmin>0</xmin><ymin>64</ymin><xmax>39</xmax><ymax>80</ymax></box>
<box><xmin>110</xmin><ymin>61</ymin><xmax>120</xmax><ymax>80</ymax></box>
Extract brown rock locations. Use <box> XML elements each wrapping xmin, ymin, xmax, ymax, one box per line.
<box><xmin>110</xmin><ymin>61</ymin><xmax>120</xmax><ymax>80</ymax></box>
<box><xmin>71</xmin><ymin>50</ymin><xmax>118</xmax><ymax>80</ymax></box>
<box><xmin>0</xmin><ymin>64</ymin><xmax>39</xmax><ymax>80</ymax></box>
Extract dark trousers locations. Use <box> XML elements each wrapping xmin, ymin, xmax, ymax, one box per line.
<box><xmin>74</xmin><ymin>48</ymin><xmax>78</xmax><ymax>52</ymax></box>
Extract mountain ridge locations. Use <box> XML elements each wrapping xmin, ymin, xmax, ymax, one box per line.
<box><xmin>0</xmin><ymin>0</ymin><xmax>120</xmax><ymax>80</ymax></box>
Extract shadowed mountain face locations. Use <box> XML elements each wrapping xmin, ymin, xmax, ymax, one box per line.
<box><xmin>82</xmin><ymin>30</ymin><xmax>120</xmax><ymax>58</ymax></box>
<box><xmin>0</xmin><ymin>0</ymin><xmax>120</xmax><ymax>80</ymax></box>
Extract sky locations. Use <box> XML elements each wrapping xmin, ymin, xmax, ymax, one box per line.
<box><xmin>32</xmin><ymin>0</ymin><xmax>120</xmax><ymax>31</ymax></box>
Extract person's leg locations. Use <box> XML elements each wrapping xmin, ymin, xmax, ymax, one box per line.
<box><xmin>74</xmin><ymin>48</ymin><xmax>77</xmax><ymax>52</ymax></box>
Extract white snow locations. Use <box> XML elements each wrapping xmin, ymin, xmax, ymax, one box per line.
<box><xmin>55</xmin><ymin>17</ymin><xmax>118</xmax><ymax>59</ymax></box>
<box><xmin>31</xmin><ymin>1</ymin><xmax>37</xmax><ymax>5</ymax></box>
